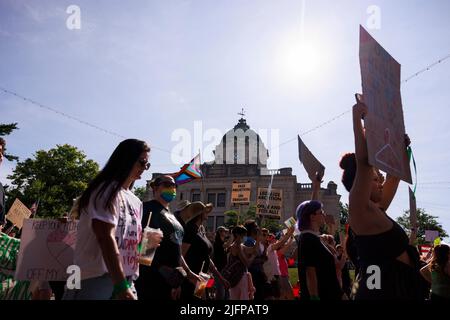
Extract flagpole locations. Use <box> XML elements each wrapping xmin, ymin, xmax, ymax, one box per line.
<box><xmin>199</xmin><ymin>149</ymin><xmax>205</xmax><ymax>203</ymax></box>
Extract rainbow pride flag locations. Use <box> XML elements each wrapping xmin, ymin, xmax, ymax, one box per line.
<box><xmin>172</xmin><ymin>153</ymin><xmax>203</xmax><ymax>185</ymax></box>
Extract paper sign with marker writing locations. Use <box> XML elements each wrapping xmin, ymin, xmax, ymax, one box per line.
<box><xmin>6</xmin><ymin>198</ymin><xmax>32</xmax><ymax>230</ymax></box>
<box><xmin>15</xmin><ymin>219</ymin><xmax>78</xmax><ymax>281</ymax></box>
<box><xmin>359</xmin><ymin>25</ymin><xmax>412</xmax><ymax>183</ymax></box>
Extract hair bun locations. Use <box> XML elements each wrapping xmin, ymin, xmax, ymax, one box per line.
<box><xmin>339</xmin><ymin>153</ymin><xmax>356</xmax><ymax>170</ymax></box>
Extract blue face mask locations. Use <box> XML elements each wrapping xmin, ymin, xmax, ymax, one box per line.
<box><xmin>161</xmin><ymin>188</ymin><xmax>177</xmax><ymax>203</ymax></box>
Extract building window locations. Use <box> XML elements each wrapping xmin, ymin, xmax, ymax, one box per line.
<box><xmin>207</xmin><ymin>216</ymin><xmax>215</xmax><ymax>232</ymax></box>
<box><xmin>180</xmin><ymin>192</ymin><xmax>183</xmax><ymax>200</ymax></box>
<box><xmin>207</xmin><ymin>193</ymin><xmax>216</xmax><ymax>206</ymax></box>
<box><xmin>216</xmin><ymin>216</ymin><xmax>225</xmax><ymax>228</ymax></box>
<box><xmin>217</xmin><ymin>193</ymin><xmax>226</xmax><ymax>207</ymax></box>
<box><xmin>192</xmin><ymin>193</ymin><xmax>201</xmax><ymax>202</ymax></box>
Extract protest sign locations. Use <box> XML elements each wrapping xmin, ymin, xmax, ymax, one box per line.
<box><xmin>425</xmin><ymin>230</ymin><xmax>439</xmax><ymax>243</ymax></box>
<box><xmin>231</xmin><ymin>181</ymin><xmax>251</xmax><ymax>204</ymax></box>
<box><xmin>298</xmin><ymin>135</ymin><xmax>325</xmax><ymax>181</ymax></box>
<box><xmin>409</xmin><ymin>187</ymin><xmax>417</xmax><ymax>230</ymax></box>
<box><xmin>359</xmin><ymin>25</ymin><xmax>412</xmax><ymax>183</ymax></box>
<box><xmin>284</xmin><ymin>217</ymin><xmax>296</xmax><ymax>228</ymax></box>
<box><xmin>256</xmin><ymin>188</ymin><xmax>283</xmax><ymax>218</ymax></box>
<box><xmin>0</xmin><ymin>233</ymin><xmax>32</xmax><ymax>300</ymax></box>
<box><xmin>5</xmin><ymin>198</ymin><xmax>32</xmax><ymax>230</ymax></box>
<box><xmin>15</xmin><ymin>219</ymin><xmax>78</xmax><ymax>281</ymax></box>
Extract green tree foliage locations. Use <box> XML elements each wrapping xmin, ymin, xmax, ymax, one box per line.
<box><xmin>396</xmin><ymin>208</ymin><xmax>448</xmax><ymax>245</ymax></box>
<box><xmin>133</xmin><ymin>186</ymin><xmax>147</xmax><ymax>201</ymax></box>
<box><xmin>0</xmin><ymin>122</ymin><xmax>19</xmax><ymax>161</ymax></box>
<box><xmin>6</xmin><ymin>144</ymin><xmax>99</xmax><ymax>218</ymax></box>
<box><xmin>224</xmin><ymin>204</ymin><xmax>283</xmax><ymax>233</ymax></box>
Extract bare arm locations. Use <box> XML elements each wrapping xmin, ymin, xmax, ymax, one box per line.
<box><xmin>306</xmin><ymin>267</ymin><xmax>319</xmax><ymax>298</ymax></box>
<box><xmin>92</xmin><ymin>219</ymin><xmax>135</xmax><ymax>300</ymax></box>
<box><xmin>272</xmin><ymin>227</ymin><xmax>295</xmax><ymax>251</ymax></box>
<box><xmin>379</xmin><ymin>175</ymin><xmax>400</xmax><ymax>211</ymax></box>
<box><xmin>349</xmin><ymin>98</ymin><xmax>391</xmax><ymax>234</ymax></box>
<box><xmin>420</xmin><ymin>264</ymin><xmax>432</xmax><ymax>284</ymax></box>
<box><xmin>311</xmin><ymin>172</ymin><xmax>323</xmax><ymax>201</ymax></box>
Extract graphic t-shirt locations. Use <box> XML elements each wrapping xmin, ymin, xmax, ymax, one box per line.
<box><xmin>74</xmin><ymin>184</ymin><xmax>142</xmax><ymax>280</ymax></box>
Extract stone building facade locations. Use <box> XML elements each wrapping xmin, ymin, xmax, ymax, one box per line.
<box><xmin>144</xmin><ymin>117</ymin><xmax>341</xmax><ymax>232</ymax></box>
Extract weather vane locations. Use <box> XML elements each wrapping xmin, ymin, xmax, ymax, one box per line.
<box><xmin>238</xmin><ymin>107</ymin><xmax>246</xmax><ymax>119</ymax></box>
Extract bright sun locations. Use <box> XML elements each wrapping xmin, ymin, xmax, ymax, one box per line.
<box><xmin>273</xmin><ymin>34</ymin><xmax>325</xmax><ymax>89</ymax></box>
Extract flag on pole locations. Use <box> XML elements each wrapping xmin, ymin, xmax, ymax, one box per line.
<box><xmin>30</xmin><ymin>200</ymin><xmax>39</xmax><ymax>218</ymax></box>
<box><xmin>172</xmin><ymin>154</ymin><xmax>202</xmax><ymax>185</ymax></box>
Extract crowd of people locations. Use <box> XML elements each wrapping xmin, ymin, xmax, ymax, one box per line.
<box><xmin>1</xmin><ymin>97</ymin><xmax>450</xmax><ymax>301</ymax></box>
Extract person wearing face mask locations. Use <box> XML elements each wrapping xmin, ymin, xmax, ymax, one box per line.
<box><xmin>135</xmin><ymin>175</ymin><xmax>201</xmax><ymax>300</ymax></box>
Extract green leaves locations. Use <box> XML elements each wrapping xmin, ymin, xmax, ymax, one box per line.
<box><xmin>396</xmin><ymin>208</ymin><xmax>448</xmax><ymax>245</ymax></box>
<box><xmin>5</xmin><ymin>144</ymin><xmax>99</xmax><ymax>218</ymax></box>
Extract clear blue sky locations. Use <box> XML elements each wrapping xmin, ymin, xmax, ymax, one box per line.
<box><xmin>1</xmin><ymin>0</ymin><xmax>449</xmax><ymax>240</ymax></box>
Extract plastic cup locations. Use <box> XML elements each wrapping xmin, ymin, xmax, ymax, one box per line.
<box><xmin>138</xmin><ymin>227</ymin><xmax>162</xmax><ymax>266</ymax></box>
<box><xmin>194</xmin><ymin>272</ymin><xmax>210</xmax><ymax>298</ymax></box>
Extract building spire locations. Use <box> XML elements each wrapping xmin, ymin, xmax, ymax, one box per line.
<box><xmin>234</xmin><ymin>107</ymin><xmax>249</xmax><ymax>131</ymax></box>
<box><xmin>238</xmin><ymin>107</ymin><xmax>246</xmax><ymax>119</ymax></box>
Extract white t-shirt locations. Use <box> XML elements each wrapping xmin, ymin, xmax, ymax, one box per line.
<box><xmin>74</xmin><ymin>183</ymin><xmax>142</xmax><ymax>280</ymax></box>
<box><xmin>263</xmin><ymin>244</ymin><xmax>281</xmax><ymax>282</ymax></box>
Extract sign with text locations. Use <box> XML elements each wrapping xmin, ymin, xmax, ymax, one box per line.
<box><xmin>359</xmin><ymin>25</ymin><xmax>412</xmax><ymax>183</ymax></box>
<box><xmin>231</xmin><ymin>181</ymin><xmax>251</xmax><ymax>204</ymax></box>
<box><xmin>298</xmin><ymin>135</ymin><xmax>325</xmax><ymax>181</ymax></box>
<box><xmin>5</xmin><ymin>198</ymin><xmax>32</xmax><ymax>230</ymax></box>
<box><xmin>256</xmin><ymin>188</ymin><xmax>283</xmax><ymax>218</ymax></box>
<box><xmin>15</xmin><ymin>219</ymin><xmax>78</xmax><ymax>281</ymax></box>
<box><xmin>0</xmin><ymin>233</ymin><xmax>32</xmax><ymax>300</ymax></box>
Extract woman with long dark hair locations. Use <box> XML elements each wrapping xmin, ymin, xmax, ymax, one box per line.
<box><xmin>339</xmin><ymin>96</ymin><xmax>423</xmax><ymax>299</ymax></box>
<box><xmin>63</xmin><ymin>139</ymin><xmax>161</xmax><ymax>300</ymax></box>
<box><xmin>420</xmin><ymin>244</ymin><xmax>450</xmax><ymax>300</ymax></box>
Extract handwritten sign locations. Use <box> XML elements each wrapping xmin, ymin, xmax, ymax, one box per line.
<box><xmin>256</xmin><ymin>188</ymin><xmax>283</xmax><ymax>218</ymax></box>
<box><xmin>359</xmin><ymin>25</ymin><xmax>412</xmax><ymax>183</ymax></box>
<box><xmin>15</xmin><ymin>219</ymin><xmax>78</xmax><ymax>281</ymax></box>
<box><xmin>231</xmin><ymin>181</ymin><xmax>251</xmax><ymax>204</ymax></box>
<box><xmin>5</xmin><ymin>198</ymin><xmax>32</xmax><ymax>230</ymax></box>
<box><xmin>298</xmin><ymin>135</ymin><xmax>325</xmax><ymax>181</ymax></box>
<box><xmin>0</xmin><ymin>233</ymin><xmax>32</xmax><ymax>300</ymax></box>
<box><xmin>425</xmin><ymin>230</ymin><xmax>439</xmax><ymax>243</ymax></box>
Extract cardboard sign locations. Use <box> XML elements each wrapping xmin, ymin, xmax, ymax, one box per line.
<box><xmin>231</xmin><ymin>181</ymin><xmax>251</xmax><ymax>204</ymax></box>
<box><xmin>5</xmin><ymin>199</ymin><xmax>32</xmax><ymax>230</ymax></box>
<box><xmin>0</xmin><ymin>233</ymin><xmax>32</xmax><ymax>300</ymax></box>
<box><xmin>409</xmin><ymin>187</ymin><xmax>417</xmax><ymax>230</ymax></box>
<box><xmin>284</xmin><ymin>217</ymin><xmax>297</xmax><ymax>228</ymax></box>
<box><xmin>256</xmin><ymin>188</ymin><xmax>283</xmax><ymax>218</ymax></box>
<box><xmin>15</xmin><ymin>219</ymin><xmax>78</xmax><ymax>281</ymax></box>
<box><xmin>359</xmin><ymin>26</ymin><xmax>412</xmax><ymax>183</ymax></box>
<box><xmin>298</xmin><ymin>135</ymin><xmax>325</xmax><ymax>181</ymax></box>
<box><xmin>425</xmin><ymin>230</ymin><xmax>439</xmax><ymax>242</ymax></box>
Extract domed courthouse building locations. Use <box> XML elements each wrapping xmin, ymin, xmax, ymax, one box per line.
<box><xmin>145</xmin><ymin>115</ymin><xmax>341</xmax><ymax>232</ymax></box>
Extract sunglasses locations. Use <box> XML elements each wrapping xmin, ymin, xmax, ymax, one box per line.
<box><xmin>159</xmin><ymin>181</ymin><xmax>176</xmax><ymax>188</ymax></box>
<box><xmin>138</xmin><ymin>159</ymin><xmax>151</xmax><ymax>170</ymax></box>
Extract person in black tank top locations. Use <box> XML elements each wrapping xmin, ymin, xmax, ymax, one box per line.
<box><xmin>339</xmin><ymin>99</ymin><xmax>424</xmax><ymax>300</ymax></box>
